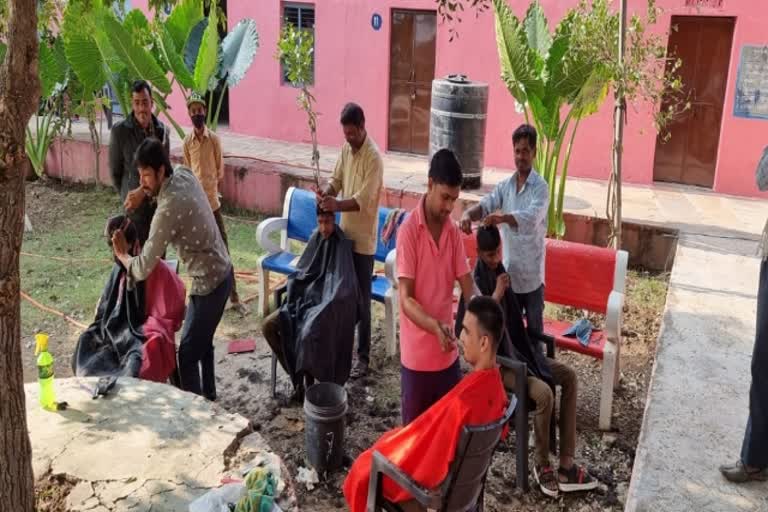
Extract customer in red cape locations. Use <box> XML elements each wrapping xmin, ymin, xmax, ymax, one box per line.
<box><xmin>343</xmin><ymin>296</ymin><xmax>508</xmax><ymax>512</ymax></box>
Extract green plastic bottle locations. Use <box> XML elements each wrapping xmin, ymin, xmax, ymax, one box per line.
<box><xmin>35</xmin><ymin>333</ymin><xmax>56</xmax><ymax>410</ymax></box>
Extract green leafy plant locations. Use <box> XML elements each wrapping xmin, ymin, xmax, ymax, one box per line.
<box><xmin>493</xmin><ymin>0</ymin><xmax>611</xmax><ymax>236</ymax></box>
<box><xmin>276</xmin><ymin>22</ymin><xmax>319</xmax><ymax>188</ymax></box>
<box><xmin>25</xmin><ymin>103</ymin><xmax>63</xmax><ymax>178</ymax></box>
<box><xmin>569</xmin><ymin>0</ymin><xmax>687</xmax><ymax>248</ymax></box>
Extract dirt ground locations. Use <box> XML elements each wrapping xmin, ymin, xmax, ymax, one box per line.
<box><xmin>21</xmin><ymin>181</ymin><xmax>669</xmax><ymax>511</ymax></box>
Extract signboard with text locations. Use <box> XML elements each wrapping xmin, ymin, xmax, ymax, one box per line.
<box><xmin>734</xmin><ymin>45</ymin><xmax>768</xmax><ymax>121</ymax></box>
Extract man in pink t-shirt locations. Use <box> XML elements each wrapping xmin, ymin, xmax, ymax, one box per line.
<box><xmin>396</xmin><ymin>149</ymin><xmax>477</xmax><ymax>425</ymax></box>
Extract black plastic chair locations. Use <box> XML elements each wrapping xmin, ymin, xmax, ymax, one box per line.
<box><xmin>366</xmin><ymin>393</ymin><xmax>518</xmax><ymax>512</ymax></box>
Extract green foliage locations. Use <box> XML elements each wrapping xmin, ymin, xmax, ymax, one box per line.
<box><xmin>39</xmin><ymin>39</ymin><xmax>67</xmax><ymax>100</ymax></box>
<box><xmin>277</xmin><ymin>23</ymin><xmax>320</xmax><ymax>187</ymax></box>
<box><xmin>276</xmin><ymin>22</ymin><xmax>314</xmax><ymax>87</ymax></box>
<box><xmin>493</xmin><ymin>0</ymin><xmax>610</xmax><ymax>236</ymax></box>
<box><xmin>99</xmin><ymin>10</ymin><xmax>172</xmax><ymax>94</ymax></box>
<box><xmin>193</xmin><ymin>5</ymin><xmax>220</xmax><ymax>93</ymax></box>
<box><xmin>165</xmin><ymin>0</ymin><xmax>204</xmax><ymax>54</ymax></box>
<box><xmin>26</xmin><ymin>105</ymin><xmax>63</xmax><ymax>177</ymax></box>
<box><xmin>220</xmin><ymin>18</ymin><xmax>259</xmax><ymax>88</ymax></box>
<box><xmin>435</xmin><ymin>0</ymin><xmax>491</xmax><ymax>41</ymax></box>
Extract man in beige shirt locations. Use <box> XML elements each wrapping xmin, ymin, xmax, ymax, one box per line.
<box><xmin>319</xmin><ymin>103</ymin><xmax>383</xmax><ymax>378</ymax></box>
<box><xmin>182</xmin><ymin>94</ymin><xmax>244</xmax><ymax>314</ymax></box>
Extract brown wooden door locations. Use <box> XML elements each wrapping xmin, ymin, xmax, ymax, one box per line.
<box><xmin>388</xmin><ymin>10</ymin><xmax>436</xmax><ymax>155</ymax></box>
<box><xmin>653</xmin><ymin>16</ymin><xmax>734</xmax><ymax>188</ymax></box>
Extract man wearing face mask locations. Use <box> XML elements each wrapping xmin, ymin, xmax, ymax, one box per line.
<box><xmin>182</xmin><ymin>93</ymin><xmax>245</xmax><ymax>314</ymax></box>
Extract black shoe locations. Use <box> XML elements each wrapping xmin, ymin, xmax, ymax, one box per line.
<box><xmin>720</xmin><ymin>460</ymin><xmax>768</xmax><ymax>483</ymax></box>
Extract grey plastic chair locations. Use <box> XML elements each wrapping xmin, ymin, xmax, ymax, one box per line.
<box><xmin>366</xmin><ymin>393</ymin><xmax>518</xmax><ymax>512</ymax></box>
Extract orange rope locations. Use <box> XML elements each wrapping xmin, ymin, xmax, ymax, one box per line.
<box><xmin>21</xmin><ymin>291</ymin><xmax>88</xmax><ymax>330</ymax></box>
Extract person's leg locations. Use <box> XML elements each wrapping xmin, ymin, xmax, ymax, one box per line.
<box><xmin>177</xmin><ymin>296</ymin><xmax>205</xmax><ymax>396</ymax></box>
<box><xmin>548</xmin><ymin>359</ymin><xmax>578</xmax><ymax>465</ymax></box>
<box><xmin>516</xmin><ymin>285</ymin><xmax>545</xmax><ymax>337</ymax></box>
<box><xmin>502</xmin><ymin>367</ymin><xmax>557</xmax><ymax>497</ymax></box>
<box><xmin>212</xmin><ymin>208</ymin><xmax>242</xmax><ymax>306</ymax></box>
<box><xmin>722</xmin><ymin>259</ymin><xmax>768</xmax><ymax>482</ymax></box>
<box><xmin>741</xmin><ymin>258</ymin><xmax>768</xmax><ymax>469</ymax></box>
<box><xmin>351</xmin><ymin>253</ymin><xmax>374</xmax><ymax>377</ymax></box>
<box><xmin>179</xmin><ymin>273</ymin><xmax>232</xmax><ymax>398</ymax></box>
<box><xmin>262</xmin><ymin>309</ymin><xmax>289</xmax><ymax>373</ymax></box>
<box><xmin>201</xmin><ymin>273</ymin><xmax>232</xmax><ymax>399</ymax></box>
<box><xmin>548</xmin><ymin>358</ymin><xmax>597</xmax><ymax>491</ymax></box>
<box><xmin>400</xmin><ymin>360</ymin><xmax>461</xmax><ymax>426</ymax></box>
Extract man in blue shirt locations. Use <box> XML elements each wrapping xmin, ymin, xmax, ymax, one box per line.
<box><xmin>460</xmin><ymin>124</ymin><xmax>549</xmax><ymax>335</ymax></box>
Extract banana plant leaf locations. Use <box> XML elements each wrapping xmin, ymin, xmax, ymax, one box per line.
<box><xmin>123</xmin><ymin>8</ymin><xmax>151</xmax><ymax>40</ymax></box>
<box><xmin>194</xmin><ymin>7</ymin><xmax>220</xmax><ymax>94</ymax></box>
<box><xmin>98</xmin><ymin>10</ymin><xmax>171</xmax><ymax>94</ymax></box>
<box><xmin>166</xmin><ymin>0</ymin><xmax>204</xmax><ymax>55</ymax></box>
<box><xmin>39</xmin><ymin>39</ymin><xmax>67</xmax><ymax>99</ymax></box>
<box><xmin>220</xmin><ymin>18</ymin><xmax>259</xmax><ymax>88</ymax></box>
<box><xmin>62</xmin><ymin>3</ymin><xmax>108</xmax><ymax>94</ymax></box>
<box><xmin>523</xmin><ymin>1</ymin><xmax>550</xmax><ymax>73</ymax></box>
<box><xmin>157</xmin><ymin>24</ymin><xmax>195</xmax><ymax>89</ymax></box>
<box><xmin>184</xmin><ymin>19</ymin><xmax>207</xmax><ymax>73</ymax></box>
<box><xmin>492</xmin><ymin>0</ymin><xmax>544</xmax><ymax>103</ymax></box>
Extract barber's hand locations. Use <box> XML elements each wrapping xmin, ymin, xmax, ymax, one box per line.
<box><xmin>319</xmin><ymin>195</ymin><xmax>339</xmax><ymax>212</ymax></box>
<box><xmin>434</xmin><ymin>320</ymin><xmax>456</xmax><ymax>353</ymax></box>
<box><xmin>111</xmin><ymin>229</ymin><xmax>129</xmax><ymax>258</ymax></box>
<box><xmin>459</xmin><ymin>212</ymin><xmax>473</xmax><ymax>234</ymax></box>
<box><xmin>483</xmin><ymin>212</ymin><xmax>506</xmax><ymax>227</ymax></box>
<box><xmin>124</xmin><ymin>188</ymin><xmax>146</xmax><ymax>212</ymax></box>
<box><xmin>494</xmin><ymin>273</ymin><xmax>510</xmax><ymax>297</ymax></box>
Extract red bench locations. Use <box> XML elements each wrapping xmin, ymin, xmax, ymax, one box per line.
<box><xmin>461</xmin><ymin>233</ymin><xmax>628</xmax><ymax>430</ymax></box>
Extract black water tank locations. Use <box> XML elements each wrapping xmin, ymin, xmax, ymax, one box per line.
<box><xmin>429</xmin><ymin>74</ymin><xmax>489</xmax><ymax>189</ymax></box>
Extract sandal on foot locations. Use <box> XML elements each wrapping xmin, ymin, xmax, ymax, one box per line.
<box><xmin>558</xmin><ymin>465</ymin><xmax>598</xmax><ymax>493</ymax></box>
<box><xmin>534</xmin><ymin>465</ymin><xmax>559</xmax><ymax>498</ymax></box>
<box><xmin>720</xmin><ymin>461</ymin><xmax>768</xmax><ymax>483</ymax></box>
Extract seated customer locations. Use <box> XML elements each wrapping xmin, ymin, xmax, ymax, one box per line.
<box><xmin>343</xmin><ymin>296</ymin><xmax>508</xmax><ymax>512</ymax></box>
<box><xmin>261</xmin><ymin>206</ymin><xmax>359</xmax><ymax>399</ymax></box>
<box><xmin>456</xmin><ymin>225</ymin><xmax>597</xmax><ymax>498</ymax></box>
<box><xmin>72</xmin><ymin>214</ymin><xmax>186</xmax><ymax>382</ymax></box>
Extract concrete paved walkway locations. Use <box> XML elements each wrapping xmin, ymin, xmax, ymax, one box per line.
<box><xmin>27</xmin><ymin>377</ymin><xmax>297</xmax><ymax>511</ymax></box>
<box><xmin>626</xmin><ymin>232</ymin><xmax>768</xmax><ymax>511</ymax></box>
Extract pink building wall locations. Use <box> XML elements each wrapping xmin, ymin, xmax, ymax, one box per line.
<box><xmin>133</xmin><ymin>0</ymin><xmax>768</xmax><ymax>198</ymax></box>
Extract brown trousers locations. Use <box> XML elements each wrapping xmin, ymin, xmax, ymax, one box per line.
<box><xmin>501</xmin><ymin>358</ymin><xmax>577</xmax><ymax>467</ymax></box>
<box><xmin>212</xmin><ymin>208</ymin><xmax>239</xmax><ymax>303</ymax></box>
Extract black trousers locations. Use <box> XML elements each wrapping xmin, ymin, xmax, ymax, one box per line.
<box><xmin>741</xmin><ymin>258</ymin><xmax>768</xmax><ymax>468</ymax></box>
<box><xmin>516</xmin><ymin>284</ymin><xmax>545</xmax><ymax>337</ymax></box>
<box><xmin>352</xmin><ymin>253</ymin><xmax>374</xmax><ymax>365</ymax></box>
<box><xmin>178</xmin><ymin>272</ymin><xmax>233</xmax><ymax>399</ymax></box>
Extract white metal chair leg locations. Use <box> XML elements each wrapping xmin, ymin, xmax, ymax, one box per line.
<box><xmin>599</xmin><ymin>346</ymin><xmax>617</xmax><ymax>431</ymax></box>
<box><xmin>384</xmin><ymin>291</ymin><xmax>397</xmax><ymax>358</ymax></box>
<box><xmin>258</xmin><ymin>262</ymin><xmax>271</xmax><ymax>317</ymax></box>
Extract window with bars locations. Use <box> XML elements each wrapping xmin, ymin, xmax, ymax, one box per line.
<box><xmin>282</xmin><ymin>3</ymin><xmax>315</xmax><ymax>85</ymax></box>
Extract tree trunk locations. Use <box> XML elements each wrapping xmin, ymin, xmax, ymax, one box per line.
<box><xmin>0</xmin><ymin>0</ymin><xmax>41</xmax><ymax>510</ymax></box>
